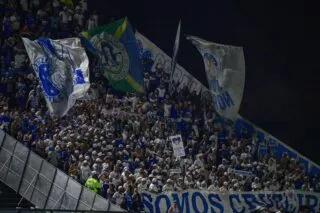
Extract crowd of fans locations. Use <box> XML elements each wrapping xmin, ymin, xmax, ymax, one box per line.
<box><xmin>0</xmin><ymin>0</ymin><xmax>319</xmax><ymax>212</ymax></box>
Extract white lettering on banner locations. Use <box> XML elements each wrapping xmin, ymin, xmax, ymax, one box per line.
<box><xmin>170</xmin><ymin>135</ymin><xmax>185</xmax><ymax>158</ymax></box>
<box><xmin>136</xmin><ymin>32</ymin><xmax>206</xmax><ymax>95</ymax></box>
<box><xmin>141</xmin><ymin>191</ymin><xmax>320</xmax><ymax>213</ymax></box>
<box><xmin>187</xmin><ymin>36</ymin><xmax>245</xmax><ymax>120</ymax></box>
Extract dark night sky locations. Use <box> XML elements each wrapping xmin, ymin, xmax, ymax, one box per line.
<box><xmin>93</xmin><ymin>0</ymin><xmax>319</xmax><ymax>164</ymax></box>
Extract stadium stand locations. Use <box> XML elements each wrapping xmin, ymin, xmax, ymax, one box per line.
<box><xmin>0</xmin><ymin>0</ymin><xmax>319</xmax><ymax>212</ymax></box>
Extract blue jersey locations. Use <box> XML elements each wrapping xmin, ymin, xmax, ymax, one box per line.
<box><xmin>124</xmin><ymin>192</ymin><xmax>133</xmax><ymax>210</ymax></box>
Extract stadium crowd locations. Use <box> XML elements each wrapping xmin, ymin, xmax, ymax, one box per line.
<box><xmin>0</xmin><ymin>0</ymin><xmax>319</xmax><ymax>212</ymax></box>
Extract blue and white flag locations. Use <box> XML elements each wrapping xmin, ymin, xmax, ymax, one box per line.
<box><xmin>22</xmin><ymin>37</ymin><xmax>90</xmax><ymax>117</ymax></box>
<box><xmin>187</xmin><ymin>35</ymin><xmax>245</xmax><ymax>120</ymax></box>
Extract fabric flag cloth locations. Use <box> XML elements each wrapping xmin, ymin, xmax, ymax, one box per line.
<box><xmin>135</xmin><ymin>32</ymin><xmax>206</xmax><ymax>95</ymax></box>
<box><xmin>22</xmin><ymin>37</ymin><xmax>90</xmax><ymax>117</ymax></box>
<box><xmin>187</xmin><ymin>35</ymin><xmax>245</xmax><ymax>120</ymax></box>
<box><xmin>81</xmin><ymin>17</ymin><xmax>144</xmax><ymax>93</ymax></box>
<box><xmin>169</xmin><ymin>20</ymin><xmax>181</xmax><ymax>94</ymax></box>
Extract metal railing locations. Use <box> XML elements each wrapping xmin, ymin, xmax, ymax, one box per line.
<box><xmin>0</xmin><ymin>130</ymin><xmax>126</xmax><ymax>212</ymax></box>
<box><xmin>0</xmin><ymin>209</ymin><xmax>126</xmax><ymax>213</ymax></box>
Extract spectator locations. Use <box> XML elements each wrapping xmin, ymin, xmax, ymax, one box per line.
<box><xmin>168</xmin><ymin>200</ymin><xmax>180</xmax><ymax>213</ymax></box>
<box><xmin>0</xmin><ymin>1</ymin><xmax>318</xmax><ymax>212</ymax></box>
<box><xmin>85</xmin><ymin>172</ymin><xmax>101</xmax><ymax>193</ymax></box>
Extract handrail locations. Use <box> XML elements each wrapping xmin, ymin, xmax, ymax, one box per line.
<box><xmin>0</xmin><ymin>130</ymin><xmax>126</xmax><ymax>212</ymax></box>
<box><xmin>0</xmin><ymin>209</ymin><xmax>126</xmax><ymax>213</ymax></box>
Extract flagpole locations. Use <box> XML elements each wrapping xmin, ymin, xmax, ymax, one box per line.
<box><xmin>169</xmin><ymin>20</ymin><xmax>181</xmax><ymax>95</ymax></box>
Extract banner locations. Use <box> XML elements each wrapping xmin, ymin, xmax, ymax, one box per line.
<box><xmin>136</xmin><ymin>32</ymin><xmax>206</xmax><ymax>95</ymax></box>
<box><xmin>22</xmin><ymin>37</ymin><xmax>90</xmax><ymax>117</ymax></box>
<box><xmin>170</xmin><ymin>134</ymin><xmax>185</xmax><ymax>158</ymax></box>
<box><xmin>141</xmin><ymin>190</ymin><xmax>320</xmax><ymax>213</ymax></box>
<box><xmin>169</xmin><ymin>20</ymin><xmax>181</xmax><ymax>94</ymax></box>
<box><xmin>82</xmin><ymin>17</ymin><xmax>144</xmax><ymax>93</ymax></box>
<box><xmin>187</xmin><ymin>36</ymin><xmax>245</xmax><ymax>120</ymax></box>
<box><xmin>234</xmin><ymin>116</ymin><xmax>320</xmax><ymax>176</ymax></box>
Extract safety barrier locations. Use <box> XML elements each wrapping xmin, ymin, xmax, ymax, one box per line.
<box><xmin>0</xmin><ymin>130</ymin><xmax>126</xmax><ymax>212</ymax></box>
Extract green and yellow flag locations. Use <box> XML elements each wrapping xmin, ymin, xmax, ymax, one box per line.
<box><xmin>82</xmin><ymin>17</ymin><xmax>144</xmax><ymax>93</ymax></box>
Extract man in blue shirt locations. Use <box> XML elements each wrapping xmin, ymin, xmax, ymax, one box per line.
<box><xmin>123</xmin><ymin>185</ymin><xmax>133</xmax><ymax>212</ymax></box>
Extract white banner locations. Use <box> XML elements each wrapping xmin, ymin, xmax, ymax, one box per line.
<box><xmin>187</xmin><ymin>36</ymin><xmax>245</xmax><ymax>120</ymax></box>
<box><xmin>170</xmin><ymin>134</ymin><xmax>185</xmax><ymax>158</ymax></box>
<box><xmin>136</xmin><ymin>32</ymin><xmax>206</xmax><ymax>95</ymax></box>
<box><xmin>23</xmin><ymin>37</ymin><xmax>90</xmax><ymax>117</ymax></box>
<box><xmin>141</xmin><ymin>190</ymin><xmax>320</xmax><ymax>213</ymax></box>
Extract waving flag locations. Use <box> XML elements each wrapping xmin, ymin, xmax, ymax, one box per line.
<box><xmin>82</xmin><ymin>17</ymin><xmax>144</xmax><ymax>93</ymax></box>
<box><xmin>187</xmin><ymin>35</ymin><xmax>245</xmax><ymax>120</ymax></box>
<box><xmin>22</xmin><ymin>37</ymin><xmax>90</xmax><ymax>117</ymax></box>
<box><xmin>169</xmin><ymin>20</ymin><xmax>181</xmax><ymax>94</ymax></box>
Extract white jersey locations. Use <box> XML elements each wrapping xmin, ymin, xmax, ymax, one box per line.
<box><xmin>162</xmin><ymin>184</ymin><xmax>174</xmax><ymax>192</ymax></box>
<box><xmin>112</xmin><ymin>191</ymin><xmax>123</xmax><ymax>205</ymax></box>
<box><xmin>149</xmin><ymin>183</ymin><xmax>158</xmax><ymax>193</ymax></box>
<box><xmin>138</xmin><ymin>183</ymin><xmax>148</xmax><ymax>192</ymax></box>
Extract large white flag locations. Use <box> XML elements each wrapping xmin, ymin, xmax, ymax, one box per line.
<box><xmin>22</xmin><ymin>37</ymin><xmax>90</xmax><ymax>117</ymax></box>
<box><xmin>187</xmin><ymin>35</ymin><xmax>245</xmax><ymax>120</ymax></box>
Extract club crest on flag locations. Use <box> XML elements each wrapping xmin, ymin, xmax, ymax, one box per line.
<box><xmin>23</xmin><ymin>37</ymin><xmax>90</xmax><ymax>117</ymax></box>
<box><xmin>203</xmin><ymin>52</ymin><xmax>221</xmax><ymax>72</ymax></box>
<box><xmin>34</xmin><ymin>56</ymin><xmax>64</xmax><ymax>102</ymax></box>
<box><xmin>91</xmin><ymin>32</ymin><xmax>129</xmax><ymax>81</ymax></box>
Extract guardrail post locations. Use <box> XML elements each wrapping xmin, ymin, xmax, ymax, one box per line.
<box><xmin>17</xmin><ymin>170</ymin><xmax>39</xmax><ymax>207</ymax></box>
<box><xmin>75</xmin><ymin>183</ymin><xmax>84</xmax><ymax>211</ymax></box>
<box><xmin>43</xmin><ymin>168</ymin><xmax>58</xmax><ymax>209</ymax></box>
<box><xmin>17</xmin><ymin>149</ymin><xmax>30</xmax><ymax>194</ymax></box>
<box><xmin>18</xmin><ymin>159</ymin><xmax>43</xmax><ymax>207</ymax></box>
<box><xmin>52</xmin><ymin>176</ymin><xmax>70</xmax><ymax>210</ymax></box>
<box><xmin>90</xmin><ymin>192</ymin><xmax>97</xmax><ymax>211</ymax></box>
<box><xmin>0</xmin><ymin>132</ymin><xmax>5</xmax><ymax>150</ymax></box>
<box><xmin>3</xmin><ymin>138</ymin><xmax>18</xmax><ymax>182</ymax></box>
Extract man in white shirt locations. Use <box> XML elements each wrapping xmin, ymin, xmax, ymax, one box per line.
<box><xmin>143</xmin><ymin>73</ymin><xmax>150</xmax><ymax>91</ymax></box>
<box><xmin>59</xmin><ymin>7</ymin><xmax>69</xmax><ymax>25</ymax></box>
<box><xmin>79</xmin><ymin>0</ymin><xmax>88</xmax><ymax>13</ymax></box>
<box><xmin>87</xmin><ymin>15</ymin><xmax>96</xmax><ymax>30</ymax></box>
<box><xmin>112</xmin><ymin>186</ymin><xmax>124</xmax><ymax>205</ymax></box>
<box><xmin>251</xmin><ymin>177</ymin><xmax>261</xmax><ymax>191</ymax></box>
<box><xmin>80</xmin><ymin>160</ymin><xmax>91</xmax><ymax>184</ymax></box>
<box><xmin>156</xmin><ymin>83</ymin><xmax>166</xmax><ymax>100</ymax></box>
<box><xmin>137</xmin><ymin>178</ymin><xmax>148</xmax><ymax>193</ymax></box>
<box><xmin>163</xmin><ymin>99</ymin><xmax>172</xmax><ymax>117</ymax></box>
<box><xmin>208</xmin><ymin>181</ymin><xmax>220</xmax><ymax>191</ymax></box>
<box><xmin>149</xmin><ymin>178</ymin><xmax>159</xmax><ymax>193</ymax></box>
<box><xmin>162</xmin><ymin>179</ymin><xmax>174</xmax><ymax>191</ymax></box>
<box><xmin>219</xmin><ymin>182</ymin><xmax>228</xmax><ymax>192</ymax></box>
<box><xmin>92</xmin><ymin>10</ymin><xmax>99</xmax><ymax>26</ymax></box>
<box><xmin>10</xmin><ymin>12</ymin><xmax>20</xmax><ymax>31</ymax></box>
<box><xmin>73</xmin><ymin>6</ymin><xmax>84</xmax><ymax>27</ymax></box>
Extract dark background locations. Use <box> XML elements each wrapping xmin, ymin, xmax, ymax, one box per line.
<box><xmin>92</xmin><ymin>0</ymin><xmax>319</xmax><ymax>163</ymax></box>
